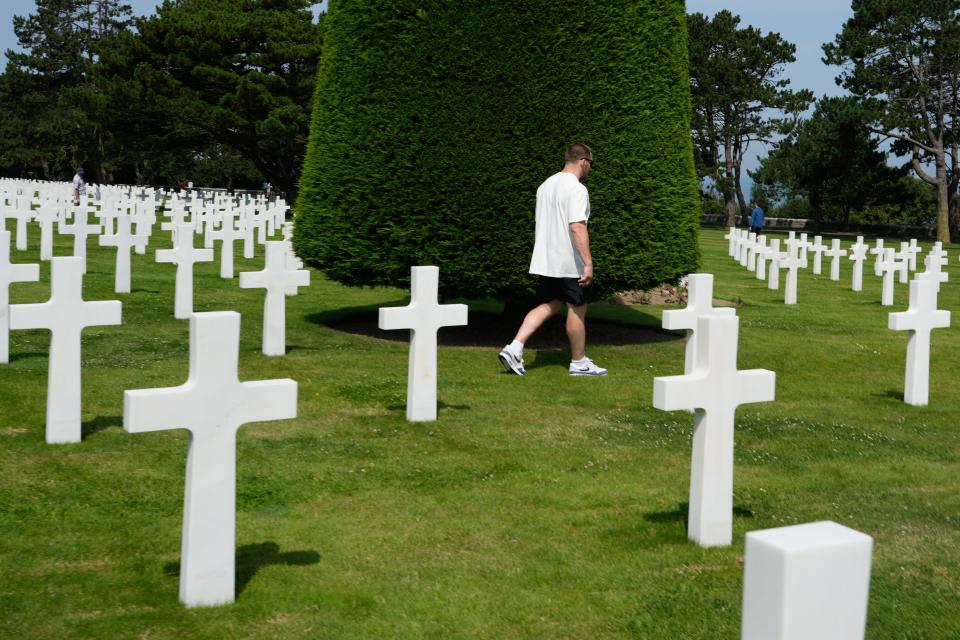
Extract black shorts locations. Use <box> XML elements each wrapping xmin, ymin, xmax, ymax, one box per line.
<box><xmin>536</xmin><ymin>276</ymin><xmax>593</xmax><ymax>306</ymax></box>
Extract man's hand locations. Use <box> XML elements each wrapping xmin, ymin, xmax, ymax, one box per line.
<box><xmin>578</xmin><ymin>263</ymin><xmax>593</xmax><ymax>287</ymax></box>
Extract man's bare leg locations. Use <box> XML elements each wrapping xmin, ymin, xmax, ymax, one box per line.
<box><xmin>514</xmin><ymin>300</ymin><xmax>562</xmax><ymax>344</ymax></box>
<box><xmin>566</xmin><ymin>303</ymin><xmax>587</xmax><ymax>361</ymax></box>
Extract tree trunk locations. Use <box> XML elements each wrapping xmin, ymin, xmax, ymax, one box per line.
<box><xmin>936</xmin><ymin>159</ymin><xmax>951</xmax><ymax>243</ymax></box>
<box><xmin>723</xmin><ymin>192</ymin><xmax>738</xmax><ymax>227</ymax></box>
<box><xmin>734</xmin><ymin>163</ymin><xmax>748</xmax><ymax>224</ymax></box>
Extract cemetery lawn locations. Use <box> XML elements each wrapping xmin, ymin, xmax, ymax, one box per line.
<box><xmin>3</xmin><ymin>225</ymin><xmax>960</xmax><ymax>639</ymax></box>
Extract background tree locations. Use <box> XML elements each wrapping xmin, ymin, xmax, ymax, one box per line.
<box><xmin>98</xmin><ymin>0</ymin><xmax>322</xmax><ymax>196</ymax></box>
<box><xmin>823</xmin><ymin>0</ymin><xmax>960</xmax><ymax>242</ymax></box>
<box><xmin>688</xmin><ymin>10</ymin><xmax>813</xmax><ymax>226</ymax></box>
<box><xmin>752</xmin><ymin>96</ymin><xmax>906</xmax><ymax>230</ymax></box>
<box><xmin>0</xmin><ymin>0</ymin><xmax>132</xmax><ymax>180</ymax></box>
<box><xmin>296</xmin><ymin>0</ymin><xmax>701</xmax><ymax>302</ymax></box>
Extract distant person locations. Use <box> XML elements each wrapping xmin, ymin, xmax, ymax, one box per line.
<box><xmin>750</xmin><ymin>202</ymin><xmax>765</xmax><ymax>234</ymax></box>
<box><xmin>262</xmin><ymin>180</ymin><xmax>272</xmax><ymax>197</ymax></box>
<box><xmin>72</xmin><ymin>167</ymin><xmax>86</xmax><ymax>205</ymax></box>
<box><xmin>498</xmin><ymin>143</ymin><xmax>608</xmax><ymax>377</ymax></box>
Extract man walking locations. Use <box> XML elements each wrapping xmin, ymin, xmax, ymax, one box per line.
<box><xmin>72</xmin><ymin>167</ymin><xmax>86</xmax><ymax>206</ymax></box>
<box><xmin>498</xmin><ymin>143</ymin><xmax>607</xmax><ymax>377</ymax></box>
<box><xmin>750</xmin><ymin>201</ymin><xmax>764</xmax><ymax>234</ymax></box>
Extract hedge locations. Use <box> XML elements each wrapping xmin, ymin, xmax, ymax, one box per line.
<box><xmin>295</xmin><ymin>0</ymin><xmax>700</xmax><ymax>301</ymax></box>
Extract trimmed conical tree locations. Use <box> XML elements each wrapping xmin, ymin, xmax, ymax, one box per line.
<box><xmin>295</xmin><ymin>0</ymin><xmax>700</xmax><ymax>301</ymax></box>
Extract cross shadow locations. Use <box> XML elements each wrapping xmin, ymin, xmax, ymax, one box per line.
<box><xmin>523</xmin><ymin>349</ymin><xmax>572</xmax><ymax>371</ymax></box>
<box><xmin>385</xmin><ymin>400</ymin><xmax>471</xmax><ymax>412</ymax></box>
<box><xmin>82</xmin><ymin>414</ymin><xmax>122</xmax><ymax>437</ymax></box>
<box><xmin>642</xmin><ymin>502</ymin><xmax>755</xmax><ymax>533</ymax></box>
<box><xmin>8</xmin><ymin>351</ymin><xmax>47</xmax><ymax>362</ymax></box>
<box><xmin>163</xmin><ymin>541</ymin><xmax>320</xmax><ymax>597</ymax></box>
<box><xmin>877</xmin><ymin>389</ymin><xmax>904</xmax><ymax>401</ymax></box>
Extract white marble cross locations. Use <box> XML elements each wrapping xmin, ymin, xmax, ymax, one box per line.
<box><xmin>824</xmin><ymin>239</ymin><xmax>847</xmax><ymax>281</ymax></box>
<box><xmin>725</xmin><ymin>227</ymin><xmax>737</xmax><ymax>257</ymax></box>
<box><xmin>918</xmin><ymin>252</ymin><xmax>949</xmax><ymax>293</ymax></box>
<box><xmin>10</xmin><ymin>257</ymin><xmax>121</xmax><ymax>444</ymax></box>
<box><xmin>124</xmin><ymin>311</ymin><xmax>297</xmax><ymax>607</ymax></box>
<box><xmin>5</xmin><ymin>205</ymin><xmax>33</xmax><ymax>251</ymax></box>
<box><xmin>754</xmin><ymin>236</ymin><xmax>769</xmax><ymax>280</ymax></box>
<box><xmin>34</xmin><ymin>205</ymin><xmax>60</xmax><ymax>260</ymax></box>
<box><xmin>239</xmin><ymin>241</ymin><xmax>310</xmax><ymax>355</ymax></box>
<box><xmin>877</xmin><ymin>249</ymin><xmax>899</xmax><ymax>306</ymax></box>
<box><xmin>59</xmin><ymin>213</ymin><xmax>101</xmax><ymax>274</ymax></box>
<box><xmin>870</xmin><ymin>238</ymin><xmax>885</xmax><ymax>276</ymax></box>
<box><xmin>379</xmin><ymin>266</ymin><xmax>468</xmax><ymax>422</ymax></box>
<box><xmin>98</xmin><ymin>214</ymin><xmax>149</xmax><ymax>294</ymax></box>
<box><xmin>778</xmin><ymin>242</ymin><xmax>802</xmax><ymax>305</ymax></box>
<box><xmin>156</xmin><ymin>223</ymin><xmax>214</xmax><ymax>319</ymax></box>
<box><xmin>889</xmin><ymin>278</ymin><xmax>950</xmax><ymax>406</ymax></box>
<box><xmin>740</xmin><ymin>232</ymin><xmax>756</xmax><ymax>268</ymax></box>
<box><xmin>795</xmin><ymin>233</ymin><xmax>813</xmax><ymax>268</ymax></box>
<box><xmin>895</xmin><ymin>242</ymin><xmax>911</xmax><ymax>283</ymax></box>
<box><xmin>211</xmin><ymin>211</ymin><xmax>246</xmax><ymax>278</ymax></box>
<box><xmin>905</xmin><ymin>238</ymin><xmax>921</xmax><ymax>271</ymax></box>
<box><xmin>767</xmin><ymin>239</ymin><xmax>783</xmax><ymax>290</ymax></box>
<box><xmin>653</xmin><ymin>314</ymin><xmax>775</xmax><ymax>547</ymax></box>
<box><xmin>848</xmin><ymin>236</ymin><xmax>869</xmax><ymax>292</ymax></box>
<box><xmin>808</xmin><ymin>236</ymin><xmax>828</xmax><ymax>275</ymax></box>
<box><xmin>662</xmin><ymin>273</ymin><xmax>735</xmax><ymax>376</ymax></box>
<box><xmin>741</xmin><ymin>521</ymin><xmax>873</xmax><ymax>640</ymax></box>
<box><xmin>0</xmin><ymin>230</ymin><xmax>39</xmax><ymax>363</ymax></box>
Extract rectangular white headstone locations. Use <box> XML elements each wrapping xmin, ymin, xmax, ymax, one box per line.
<box><xmin>742</xmin><ymin>521</ymin><xmax>873</xmax><ymax>640</ymax></box>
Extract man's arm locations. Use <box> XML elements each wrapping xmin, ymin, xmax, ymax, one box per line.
<box><xmin>570</xmin><ymin>221</ymin><xmax>593</xmax><ymax>286</ymax></box>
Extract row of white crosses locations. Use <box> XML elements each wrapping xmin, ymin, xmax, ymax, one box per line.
<box><xmin>727</xmin><ymin>226</ymin><xmax>947</xmax><ymax>308</ymax></box>
<box><xmin>0</xmin><ymin>179</ymin><xmax>309</xmax><ymax>608</ymax></box>
<box><xmin>655</xmin><ymin>274</ymin><xmax>874</xmax><ymax>638</ymax></box>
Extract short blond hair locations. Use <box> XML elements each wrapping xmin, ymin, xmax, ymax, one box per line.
<box><xmin>564</xmin><ymin>143</ymin><xmax>593</xmax><ymax>164</ymax></box>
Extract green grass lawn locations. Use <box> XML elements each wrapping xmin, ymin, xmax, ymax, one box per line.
<box><xmin>1</xmin><ymin>224</ymin><xmax>959</xmax><ymax>639</ymax></box>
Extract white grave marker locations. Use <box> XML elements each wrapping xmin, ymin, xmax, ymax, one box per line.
<box><xmin>652</xmin><ymin>314</ymin><xmax>775</xmax><ymax>547</ymax></box>
<box><xmin>742</xmin><ymin>521</ymin><xmax>873</xmax><ymax>640</ymax></box>
<box><xmin>59</xmin><ymin>214</ymin><xmax>101</xmax><ymax>274</ymax></box>
<box><xmin>779</xmin><ymin>242</ymin><xmax>801</xmax><ymax>305</ymax></box>
<box><xmin>10</xmin><ymin>257</ymin><xmax>121</xmax><ymax>444</ymax></box>
<box><xmin>870</xmin><ymin>238</ymin><xmax>885</xmax><ymax>276</ymax></box>
<box><xmin>754</xmin><ymin>236</ymin><xmax>769</xmax><ymax>280</ymax></box>
<box><xmin>848</xmin><ymin>237</ymin><xmax>868</xmax><ymax>292</ymax></box>
<box><xmin>124</xmin><ymin>311</ymin><xmax>297</xmax><ymax>607</ymax></box>
<box><xmin>211</xmin><ymin>211</ymin><xmax>246</xmax><ymax>279</ymax></box>
<box><xmin>808</xmin><ymin>236</ymin><xmax>827</xmax><ymax>275</ymax></box>
<box><xmin>0</xmin><ymin>230</ymin><xmax>40</xmax><ymax>363</ymax></box>
<box><xmin>824</xmin><ymin>239</ymin><xmax>847</xmax><ymax>281</ymax></box>
<box><xmin>156</xmin><ymin>223</ymin><xmax>214</xmax><ymax>319</ymax></box>
<box><xmin>662</xmin><ymin>273</ymin><xmax>735</xmax><ymax>376</ymax></box>
<box><xmin>877</xmin><ymin>249</ymin><xmax>900</xmax><ymax>306</ymax></box>
<box><xmin>767</xmin><ymin>239</ymin><xmax>783</xmax><ymax>290</ymax></box>
<box><xmin>238</xmin><ymin>241</ymin><xmax>310</xmax><ymax>355</ymax></box>
<box><xmin>889</xmin><ymin>278</ymin><xmax>950</xmax><ymax>406</ymax></box>
<box><xmin>379</xmin><ymin>266</ymin><xmax>468</xmax><ymax>422</ymax></box>
<box><xmin>98</xmin><ymin>214</ymin><xmax>149</xmax><ymax>294</ymax></box>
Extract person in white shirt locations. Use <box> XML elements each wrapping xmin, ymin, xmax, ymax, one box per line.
<box><xmin>72</xmin><ymin>167</ymin><xmax>86</xmax><ymax>205</ymax></box>
<box><xmin>498</xmin><ymin>143</ymin><xmax>607</xmax><ymax>377</ymax></box>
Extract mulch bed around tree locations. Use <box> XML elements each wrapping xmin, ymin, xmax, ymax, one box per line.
<box><xmin>326</xmin><ymin>308</ymin><xmax>682</xmax><ymax>349</ymax></box>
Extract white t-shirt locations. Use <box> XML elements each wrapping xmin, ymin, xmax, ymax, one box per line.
<box><xmin>528</xmin><ymin>171</ymin><xmax>590</xmax><ymax>278</ymax></box>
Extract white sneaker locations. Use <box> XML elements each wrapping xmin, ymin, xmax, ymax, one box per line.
<box><xmin>498</xmin><ymin>346</ymin><xmax>526</xmax><ymax>376</ymax></box>
<box><xmin>569</xmin><ymin>358</ymin><xmax>608</xmax><ymax>376</ymax></box>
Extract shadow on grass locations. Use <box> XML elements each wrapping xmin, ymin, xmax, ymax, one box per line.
<box><xmin>8</xmin><ymin>351</ymin><xmax>48</xmax><ymax>362</ymax></box>
<box><xmin>163</xmin><ymin>542</ymin><xmax>320</xmax><ymax>597</ymax></box>
<box><xmin>312</xmin><ymin>304</ymin><xmax>680</xmax><ymax>349</ymax></box>
<box><xmin>82</xmin><ymin>414</ymin><xmax>122</xmax><ymax>437</ymax></box>
<box><xmin>386</xmin><ymin>400</ymin><xmax>471</xmax><ymax>412</ymax></box>
<box><xmin>878</xmin><ymin>389</ymin><xmax>904</xmax><ymax>401</ymax></box>
<box><xmin>642</xmin><ymin>502</ymin><xmax>755</xmax><ymax>532</ymax></box>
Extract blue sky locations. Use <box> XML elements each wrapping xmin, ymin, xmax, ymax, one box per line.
<box><xmin>0</xmin><ymin>1</ymin><xmax>847</xmax><ymax>184</ymax></box>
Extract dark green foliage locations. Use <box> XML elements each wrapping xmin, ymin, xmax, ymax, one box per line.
<box><xmin>752</xmin><ymin>97</ymin><xmax>907</xmax><ymax>228</ymax></box>
<box><xmin>96</xmin><ymin>0</ymin><xmax>323</xmax><ymax>192</ymax></box>
<box><xmin>296</xmin><ymin>0</ymin><xmax>700</xmax><ymax>300</ymax></box>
